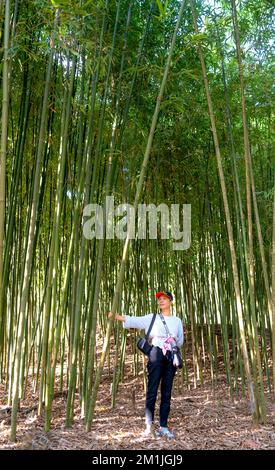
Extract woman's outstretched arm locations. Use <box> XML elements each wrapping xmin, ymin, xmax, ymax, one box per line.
<box><xmin>108</xmin><ymin>311</ymin><xmax>153</xmax><ymax>330</ymax></box>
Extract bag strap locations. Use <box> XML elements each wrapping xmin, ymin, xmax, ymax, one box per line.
<box><xmin>159</xmin><ymin>312</ymin><xmax>172</xmax><ymax>337</ymax></box>
<box><xmin>145</xmin><ymin>313</ymin><xmax>157</xmax><ymax>339</ymax></box>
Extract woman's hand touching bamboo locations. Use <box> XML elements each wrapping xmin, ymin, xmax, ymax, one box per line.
<box><xmin>107</xmin><ymin>311</ymin><xmax>125</xmax><ymax>322</ymax></box>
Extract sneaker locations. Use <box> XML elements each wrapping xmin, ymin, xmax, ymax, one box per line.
<box><xmin>142</xmin><ymin>425</ymin><xmax>155</xmax><ymax>437</ymax></box>
<box><xmin>155</xmin><ymin>427</ymin><xmax>174</xmax><ymax>439</ymax></box>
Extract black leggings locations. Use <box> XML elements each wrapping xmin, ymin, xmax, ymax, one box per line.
<box><xmin>145</xmin><ymin>346</ymin><xmax>176</xmax><ymax>427</ymax></box>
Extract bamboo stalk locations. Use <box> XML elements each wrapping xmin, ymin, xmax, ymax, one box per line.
<box><xmin>10</xmin><ymin>10</ymin><xmax>59</xmax><ymax>441</ymax></box>
<box><xmin>272</xmin><ymin>182</ymin><xmax>275</xmax><ymax>394</ymax></box>
<box><xmin>230</xmin><ymin>0</ymin><xmax>266</xmax><ymax>422</ymax></box>
<box><xmin>0</xmin><ymin>0</ymin><xmax>10</xmax><ymax>368</ymax></box>
<box><xmin>189</xmin><ymin>0</ymin><xmax>259</xmax><ymax>422</ymax></box>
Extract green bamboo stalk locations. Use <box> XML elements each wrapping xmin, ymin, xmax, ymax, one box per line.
<box><xmin>10</xmin><ymin>10</ymin><xmax>59</xmax><ymax>441</ymax></box>
<box><xmin>43</xmin><ymin>57</ymin><xmax>77</xmax><ymax>431</ymax></box>
<box><xmin>66</xmin><ymin>0</ymin><xmax>122</xmax><ymax>427</ymax></box>
<box><xmin>272</xmin><ymin>183</ymin><xmax>275</xmax><ymax>394</ymax></box>
<box><xmin>0</xmin><ymin>0</ymin><xmax>10</xmax><ymax>369</ymax></box>
<box><xmin>189</xmin><ymin>0</ymin><xmax>259</xmax><ymax>422</ymax></box>
<box><xmin>84</xmin><ymin>0</ymin><xmax>133</xmax><ymax>416</ymax></box>
<box><xmin>230</xmin><ymin>0</ymin><xmax>266</xmax><ymax>422</ymax></box>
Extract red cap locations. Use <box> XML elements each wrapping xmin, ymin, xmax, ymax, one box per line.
<box><xmin>155</xmin><ymin>291</ymin><xmax>173</xmax><ymax>301</ymax></box>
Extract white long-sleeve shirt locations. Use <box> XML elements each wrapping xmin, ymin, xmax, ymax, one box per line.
<box><xmin>123</xmin><ymin>313</ymin><xmax>184</xmax><ymax>349</ymax></box>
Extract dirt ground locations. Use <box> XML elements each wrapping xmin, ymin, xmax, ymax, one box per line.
<box><xmin>1</xmin><ymin>365</ymin><xmax>275</xmax><ymax>451</ymax></box>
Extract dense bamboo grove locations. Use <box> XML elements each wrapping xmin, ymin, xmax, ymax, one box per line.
<box><xmin>0</xmin><ymin>0</ymin><xmax>274</xmax><ymax>441</ymax></box>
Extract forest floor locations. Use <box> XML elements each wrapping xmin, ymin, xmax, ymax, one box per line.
<box><xmin>1</xmin><ymin>359</ymin><xmax>275</xmax><ymax>451</ymax></box>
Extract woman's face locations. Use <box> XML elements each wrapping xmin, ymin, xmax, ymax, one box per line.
<box><xmin>157</xmin><ymin>295</ymin><xmax>171</xmax><ymax>309</ymax></box>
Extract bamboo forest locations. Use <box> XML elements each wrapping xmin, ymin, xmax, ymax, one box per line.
<box><xmin>0</xmin><ymin>0</ymin><xmax>274</xmax><ymax>452</ymax></box>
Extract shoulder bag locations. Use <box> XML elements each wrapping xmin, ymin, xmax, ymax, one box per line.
<box><xmin>136</xmin><ymin>313</ymin><xmax>157</xmax><ymax>356</ymax></box>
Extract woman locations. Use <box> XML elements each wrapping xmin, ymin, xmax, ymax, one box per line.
<box><xmin>108</xmin><ymin>290</ymin><xmax>184</xmax><ymax>439</ymax></box>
